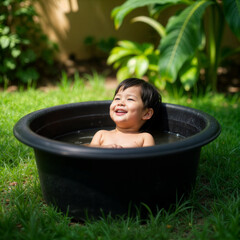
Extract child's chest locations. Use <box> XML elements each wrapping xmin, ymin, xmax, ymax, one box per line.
<box><xmin>103</xmin><ymin>132</ymin><xmax>144</xmax><ymax>148</ymax></box>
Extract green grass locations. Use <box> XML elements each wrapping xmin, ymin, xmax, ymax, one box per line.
<box><xmin>0</xmin><ymin>76</ymin><xmax>240</xmax><ymax>239</ymax></box>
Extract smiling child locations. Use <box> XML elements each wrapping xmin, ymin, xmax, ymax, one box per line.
<box><xmin>89</xmin><ymin>78</ymin><xmax>162</xmax><ymax>148</ymax></box>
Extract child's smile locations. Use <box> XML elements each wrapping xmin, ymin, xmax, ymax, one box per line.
<box><xmin>115</xmin><ymin>107</ymin><xmax>128</xmax><ymax>116</ymax></box>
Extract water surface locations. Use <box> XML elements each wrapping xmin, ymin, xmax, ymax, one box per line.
<box><xmin>56</xmin><ymin>128</ymin><xmax>184</xmax><ymax>145</ymax></box>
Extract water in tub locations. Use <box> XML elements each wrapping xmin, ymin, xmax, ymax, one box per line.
<box><xmin>55</xmin><ymin>128</ymin><xmax>184</xmax><ymax>145</ymax></box>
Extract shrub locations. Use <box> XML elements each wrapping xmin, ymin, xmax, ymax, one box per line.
<box><xmin>0</xmin><ymin>0</ymin><xmax>58</xmax><ymax>86</ymax></box>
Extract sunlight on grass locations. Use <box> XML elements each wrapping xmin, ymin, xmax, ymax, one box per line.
<box><xmin>0</xmin><ymin>77</ymin><xmax>239</xmax><ymax>239</ymax></box>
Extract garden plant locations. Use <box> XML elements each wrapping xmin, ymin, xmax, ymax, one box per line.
<box><xmin>109</xmin><ymin>0</ymin><xmax>240</xmax><ymax>91</ymax></box>
<box><xmin>0</xmin><ymin>0</ymin><xmax>57</xmax><ymax>87</ymax></box>
<box><xmin>0</xmin><ymin>73</ymin><xmax>240</xmax><ymax>239</ymax></box>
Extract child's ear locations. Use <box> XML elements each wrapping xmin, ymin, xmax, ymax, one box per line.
<box><xmin>143</xmin><ymin>108</ymin><xmax>154</xmax><ymax>120</ymax></box>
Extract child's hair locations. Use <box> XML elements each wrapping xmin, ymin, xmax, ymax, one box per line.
<box><xmin>114</xmin><ymin>78</ymin><xmax>162</xmax><ymax>133</ymax></box>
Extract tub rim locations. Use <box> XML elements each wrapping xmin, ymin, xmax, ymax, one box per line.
<box><xmin>13</xmin><ymin>101</ymin><xmax>221</xmax><ymax>160</ymax></box>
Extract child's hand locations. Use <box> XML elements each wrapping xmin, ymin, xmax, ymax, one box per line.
<box><xmin>104</xmin><ymin>144</ymin><xmax>123</xmax><ymax>149</ymax></box>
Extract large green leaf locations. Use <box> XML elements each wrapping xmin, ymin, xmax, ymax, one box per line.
<box><xmin>111</xmin><ymin>0</ymin><xmax>184</xmax><ymax>29</ymax></box>
<box><xmin>159</xmin><ymin>0</ymin><xmax>212</xmax><ymax>83</ymax></box>
<box><xmin>107</xmin><ymin>47</ymin><xmax>139</xmax><ymax>65</ymax></box>
<box><xmin>136</xmin><ymin>57</ymin><xmax>149</xmax><ymax>77</ymax></box>
<box><xmin>131</xmin><ymin>16</ymin><xmax>166</xmax><ymax>37</ymax></box>
<box><xmin>118</xmin><ymin>40</ymin><xmax>141</xmax><ymax>50</ymax></box>
<box><xmin>107</xmin><ymin>40</ymin><xmax>154</xmax><ymax>65</ymax></box>
<box><xmin>117</xmin><ymin>66</ymin><xmax>132</xmax><ymax>81</ymax></box>
<box><xmin>222</xmin><ymin>0</ymin><xmax>240</xmax><ymax>39</ymax></box>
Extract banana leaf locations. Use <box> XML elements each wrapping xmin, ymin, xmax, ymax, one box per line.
<box><xmin>131</xmin><ymin>16</ymin><xmax>166</xmax><ymax>37</ymax></box>
<box><xmin>222</xmin><ymin>0</ymin><xmax>240</xmax><ymax>39</ymax></box>
<box><xmin>111</xmin><ymin>0</ymin><xmax>184</xmax><ymax>29</ymax></box>
<box><xmin>159</xmin><ymin>0</ymin><xmax>212</xmax><ymax>83</ymax></box>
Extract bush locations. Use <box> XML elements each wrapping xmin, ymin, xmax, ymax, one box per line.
<box><xmin>0</xmin><ymin>0</ymin><xmax>58</xmax><ymax>86</ymax></box>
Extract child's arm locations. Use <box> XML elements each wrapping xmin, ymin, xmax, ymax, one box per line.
<box><xmin>142</xmin><ymin>133</ymin><xmax>155</xmax><ymax>147</ymax></box>
<box><xmin>88</xmin><ymin>130</ymin><xmax>103</xmax><ymax>147</ymax></box>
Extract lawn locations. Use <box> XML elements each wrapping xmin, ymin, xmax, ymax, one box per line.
<box><xmin>0</xmin><ymin>76</ymin><xmax>240</xmax><ymax>240</ymax></box>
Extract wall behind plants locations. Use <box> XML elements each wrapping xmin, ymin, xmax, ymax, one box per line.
<box><xmin>35</xmin><ymin>0</ymin><xmax>159</xmax><ymax>61</ymax></box>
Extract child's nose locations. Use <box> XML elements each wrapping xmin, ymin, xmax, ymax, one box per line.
<box><xmin>117</xmin><ymin>99</ymin><xmax>125</xmax><ymax>106</ymax></box>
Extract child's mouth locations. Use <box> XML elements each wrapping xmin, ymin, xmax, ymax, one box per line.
<box><xmin>115</xmin><ymin>109</ymin><xmax>127</xmax><ymax>116</ymax></box>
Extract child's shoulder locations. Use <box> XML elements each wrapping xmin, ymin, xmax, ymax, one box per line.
<box><xmin>93</xmin><ymin>129</ymin><xmax>114</xmax><ymax>138</ymax></box>
<box><xmin>93</xmin><ymin>129</ymin><xmax>108</xmax><ymax>137</ymax></box>
<box><xmin>139</xmin><ymin>132</ymin><xmax>155</xmax><ymax>146</ymax></box>
<box><xmin>95</xmin><ymin>129</ymin><xmax>112</xmax><ymax>135</ymax></box>
<box><xmin>140</xmin><ymin>132</ymin><xmax>153</xmax><ymax>137</ymax></box>
<box><xmin>138</xmin><ymin>132</ymin><xmax>154</xmax><ymax>142</ymax></box>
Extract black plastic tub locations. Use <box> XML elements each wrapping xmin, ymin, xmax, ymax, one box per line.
<box><xmin>14</xmin><ymin>101</ymin><xmax>220</xmax><ymax>219</ymax></box>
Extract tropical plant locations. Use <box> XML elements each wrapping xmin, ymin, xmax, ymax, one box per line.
<box><xmin>0</xmin><ymin>0</ymin><xmax>58</xmax><ymax>86</ymax></box>
<box><xmin>107</xmin><ymin>40</ymin><xmax>163</xmax><ymax>87</ymax></box>
<box><xmin>110</xmin><ymin>0</ymin><xmax>240</xmax><ymax>91</ymax></box>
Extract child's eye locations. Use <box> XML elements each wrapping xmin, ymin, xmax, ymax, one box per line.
<box><xmin>114</xmin><ymin>97</ymin><xmax>120</xmax><ymax>101</ymax></box>
<box><xmin>128</xmin><ymin>98</ymin><xmax>134</xmax><ymax>101</ymax></box>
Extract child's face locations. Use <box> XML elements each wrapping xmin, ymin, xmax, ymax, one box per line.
<box><xmin>110</xmin><ymin>86</ymin><xmax>152</xmax><ymax>131</ymax></box>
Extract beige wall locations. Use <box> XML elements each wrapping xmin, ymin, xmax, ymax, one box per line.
<box><xmin>35</xmin><ymin>0</ymin><xmax>239</xmax><ymax>62</ymax></box>
<box><xmin>35</xmin><ymin>0</ymin><xmax>157</xmax><ymax>61</ymax></box>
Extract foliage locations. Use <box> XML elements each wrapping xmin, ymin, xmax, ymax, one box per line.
<box><xmin>107</xmin><ymin>40</ymin><xmax>163</xmax><ymax>87</ymax></box>
<box><xmin>0</xmin><ymin>0</ymin><xmax>58</xmax><ymax>86</ymax></box>
<box><xmin>110</xmin><ymin>0</ymin><xmax>240</xmax><ymax>91</ymax></box>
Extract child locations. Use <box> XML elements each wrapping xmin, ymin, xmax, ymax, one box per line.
<box><xmin>89</xmin><ymin>78</ymin><xmax>162</xmax><ymax>148</ymax></box>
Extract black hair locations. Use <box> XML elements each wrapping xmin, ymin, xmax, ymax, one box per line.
<box><xmin>114</xmin><ymin>78</ymin><xmax>162</xmax><ymax>133</ymax></box>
